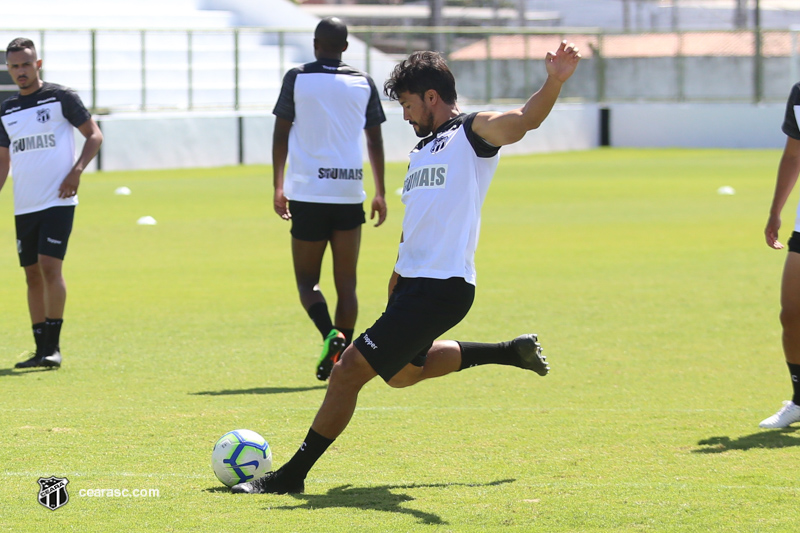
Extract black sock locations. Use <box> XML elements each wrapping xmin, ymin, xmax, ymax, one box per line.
<box><xmin>336</xmin><ymin>327</ymin><xmax>354</xmax><ymax>345</ymax></box>
<box><xmin>457</xmin><ymin>341</ymin><xmax>517</xmax><ymax>371</ymax></box>
<box><xmin>307</xmin><ymin>302</ymin><xmax>334</xmax><ymax>340</ymax></box>
<box><xmin>44</xmin><ymin>318</ymin><xmax>63</xmax><ymax>354</ymax></box>
<box><xmin>32</xmin><ymin>322</ymin><xmax>46</xmax><ymax>355</ymax></box>
<box><xmin>789</xmin><ymin>363</ymin><xmax>800</xmax><ymax>405</ymax></box>
<box><xmin>281</xmin><ymin>428</ymin><xmax>334</xmax><ymax>480</ymax></box>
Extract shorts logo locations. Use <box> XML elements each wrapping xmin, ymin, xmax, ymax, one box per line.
<box><xmin>47</xmin><ymin>237</ymin><xmax>62</xmax><ymax>245</ymax></box>
<box><xmin>36</xmin><ymin>108</ymin><xmax>51</xmax><ymax>123</ymax></box>
<box><xmin>363</xmin><ymin>334</ymin><xmax>378</xmax><ymax>350</ymax></box>
<box><xmin>38</xmin><ymin>476</ymin><xmax>70</xmax><ymax>511</ymax></box>
<box><xmin>17</xmin><ymin>239</ymin><xmax>22</xmax><ymax>254</ymax></box>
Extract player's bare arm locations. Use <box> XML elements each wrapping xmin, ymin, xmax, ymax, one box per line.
<box><xmin>59</xmin><ymin>118</ymin><xmax>102</xmax><ymax>199</ymax></box>
<box><xmin>272</xmin><ymin>117</ymin><xmax>292</xmax><ymax>220</ymax></box>
<box><xmin>365</xmin><ymin>124</ymin><xmax>387</xmax><ymax>227</ymax></box>
<box><xmin>766</xmin><ymin>136</ymin><xmax>800</xmax><ymax>249</ymax></box>
<box><xmin>0</xmin><ymin>147</ymin><xmax>9</xmax><ymax>193</ymax></box>
<box><xmin>472</xmin><ymin>41</ymin><xmax>581</xmax><ymax>147</ymax></box>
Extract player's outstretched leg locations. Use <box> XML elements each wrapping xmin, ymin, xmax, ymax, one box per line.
<box><xmin>316</xmin><ymin>329</ymin><xmax>347</xmax><ymax>381</ymax></box>
<box><xmin>759</xmin><ymin>400</ymin><xmax>800</xmax><ymax>428</ymax></box>
<box><xmin>457</xmin><ymin>334</ymin><xmax>549</xmax><ymax>376</ymax></box>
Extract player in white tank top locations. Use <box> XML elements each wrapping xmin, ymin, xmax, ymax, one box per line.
<box><xmin>232</xmin><ymin>43</ymin><xmax>582</xmax><ymax>495</ymax></box>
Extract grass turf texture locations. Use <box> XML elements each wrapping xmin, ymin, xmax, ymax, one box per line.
<box><xmin>0</xmin><ymin>148</ymin><xmax>798</xmax><ymax>532</ymax></box>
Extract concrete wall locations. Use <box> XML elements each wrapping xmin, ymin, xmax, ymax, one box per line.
<box><xmin>607</xmin><ymin>102</ymin><xmax>786</xmax><ymax>149</ymax></box>
<box><xmin>91</xmin><ymin>102</ymin><xmax>598</xmax><ymax>171</ymax></box>
<box><xmin>78</xmin><ymin>100</ymin><xmax>786</xmax><ymax>174</ymax></box>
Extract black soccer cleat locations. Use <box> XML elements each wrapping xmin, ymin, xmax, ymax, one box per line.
<box><xmin>14</xmin><ymin>351</ymin><xmax>42</xmax><ymax>369</ymax></box>
<box><xmin>40</xmin><ymin>350</ymin><xmax>62</xmax><ymax>368</ymax></box>
<box><xmin>511</xmin><ymin>334</ymin><xmax>549</xmax><ymax>376</ymax></box>
<box><xmin>231</xmin><ymin>468</ymin><xmax>305</xmax><ymax>494</ymax></box>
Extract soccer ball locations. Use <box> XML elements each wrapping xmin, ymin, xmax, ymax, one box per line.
<box><xmin>211</xmin><ymin>429</ymin><xmax>272</xmax><ymax>487</ymax></box>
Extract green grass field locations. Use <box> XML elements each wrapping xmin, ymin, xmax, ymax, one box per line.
<box><xmin>1</xmin><ymin>148</ymin><xmax>798</xmax><ymax>532</ymax></box>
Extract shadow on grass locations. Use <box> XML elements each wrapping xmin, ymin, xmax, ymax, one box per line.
<box><xmin>269</xmin><ymin>479</ymin><xmax>515</xmax><ymax>525</ymax></box>
<box><xmin>0</xmin><ymin>367</ymin><xmax>56</xmax><ymax>377</ymax></box>
<box><xmin>190</xmin><ymin>385</ymin><xmax>326</xmax><ymax>396</ymax></box>
<box><xmin>204</xmin><ymin>478</ymin><xmax>515</xmax><ymax>524</ymax></box>
<box><xmin>693</xmin><ymin>427</ymin><xmax>800</xmax><ymax>453</ymax></box>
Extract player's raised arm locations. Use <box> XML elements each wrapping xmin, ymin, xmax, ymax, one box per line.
<box><xmin>471</xmin><ymin>41</ymin><xmax>581</xmax><ymax>147</ymax></box>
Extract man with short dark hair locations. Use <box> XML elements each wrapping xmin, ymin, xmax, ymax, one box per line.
<box><xmin>272</xmin><ymin>17</ymin><xmax>387</xmax><ymax>381</ymax></box>
<box><xmin>0</xmin><ymin>37</ymin><xmax>103</xmax><ymax>369</ymax></box>
<box><xmin>234</xmin><ymin>41</ymin><xmax>580</xmax><ymax>494</ymax></box>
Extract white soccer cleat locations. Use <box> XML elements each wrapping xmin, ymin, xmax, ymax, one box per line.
<box><xmin>758</xmin><ymin>400</ymin><xmax>800</xmax><ymax>429</ymax></box>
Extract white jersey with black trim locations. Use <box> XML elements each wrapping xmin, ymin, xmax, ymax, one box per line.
<box><xmin>781</xmin><ymin>82</ymin><xmax>800</xmax><ymax>232</ymax></box>
<box><xmin>0</xmin><ymin>82</ymin><xmax>91</xmax><ymax>215</ymax></box>
<box><xmin>273</xmin><ymin>59</ymin><xmax>386</xmax><ymax>205</ymax></box>
<box><xmin>395</xmin><ymin>113</ymin><xmax>500</xmax><ymax>285</ymax></box>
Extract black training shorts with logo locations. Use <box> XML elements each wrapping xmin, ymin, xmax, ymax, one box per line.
<box><xmin>15</xmin><ymin>206</ymin><xmax>75</xmax><ymax>266</ymax></box>
<box><xmin>289</xmin><ymin>200</ymin><xmax>366</xmax><ymax>241</ymax></box>
<box><xmin>353</xmin><ymin>276</ymin><xmax>475</xmax><ymax>382</ymax></box>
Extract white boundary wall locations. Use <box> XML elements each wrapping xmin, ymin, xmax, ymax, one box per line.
<box><xmin>90</xmin><ymin>103</ymin><xmax>598</xmax><ymax>172</ymax></box>
<box><xmin>607</xmin><ymin>103</ymin><xmax>786</xmax><ymax>149</ymax></box>
<box><xmin>76</xmin><ymin>101</ymin><xmax>787</xmax><ymax>173</ymax></box>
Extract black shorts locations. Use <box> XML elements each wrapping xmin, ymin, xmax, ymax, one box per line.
<box><xmin>789</xmin><ymin>232</ymin><xmax>800</xmax><ymax>254</ymax></box>
<box><xmin>290</xmin><ymin>200</ymin><xmax>365</xmax><ymax>242</ymax></box>
<box><xmin>353</xmin><ymin>276</ymin><xmax>475</xmax><ymax>382</ymax></box>
<box><xmin>15</xmin><ymin>206</ymin><xmax>75</xmax><ymax>267</ymax></box>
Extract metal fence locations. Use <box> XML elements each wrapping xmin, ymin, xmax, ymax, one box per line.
<box><xmin>2</xmin><ymin>26</ymin><xmax>800</xmax><ymax>113</ymax></box>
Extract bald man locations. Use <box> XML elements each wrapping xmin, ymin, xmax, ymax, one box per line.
<box><xmin>271</xmin><ymin>17</ymin><xmax>387</xmax><ymax>381</ymax></box>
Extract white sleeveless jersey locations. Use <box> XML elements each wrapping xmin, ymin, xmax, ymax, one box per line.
<box><xmin>273</xmin><ymin>59</ymin><xmax>386</xmax><ymax>204</ymax></box>
<box><xmin>0</xmin><ymin>82</ymin><xmax>91</xmax><ymax>215</ymax></box>
<box><xmin>395</xmin><ymin>113</ymin><xmax>500</xmax><ymax>285</ymax></box>
<box><xmin>781</xmin><ymin>82</ymin><xmax>800</xmax><ymax>232</ymax></box>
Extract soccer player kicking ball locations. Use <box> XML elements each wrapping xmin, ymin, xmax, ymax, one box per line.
<box><xmin>233</xmin><ymin>41</ymin><xmax>581</xmax><ymax>494</ymax></box>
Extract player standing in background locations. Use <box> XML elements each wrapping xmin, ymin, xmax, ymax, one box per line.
<box><xmin>760</xmin><ymin>81</ymin><xmax>800</xmax><ymax>428</ymax></box>
<box><xmin>232</xmin><ymin>42</ymin><xmax>580</xmax><ymax>495</ymax></box>
<box><xmin>0</xmin><ymin>38</ymin><xmax>103</xmax><ymax>369</ymax></box>
<box><xmin>272</xmin><ymin>17</ymin><xmax>387</xmax><ymax>382</ymax></box>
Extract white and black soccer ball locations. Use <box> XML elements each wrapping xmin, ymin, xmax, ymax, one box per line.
<box><xmin>211</xmin><ymin>429</ymin><xmax>272</xmax><ymax>487</ymax></box>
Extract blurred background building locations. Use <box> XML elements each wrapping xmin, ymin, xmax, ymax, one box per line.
<box><xmin>2</xmin><ymin>0</ymin><xmax>799</xmax><ymax>169</ymax></box>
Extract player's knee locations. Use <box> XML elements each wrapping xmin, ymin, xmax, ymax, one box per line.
<box><xmin>780</xmin><ymin>305</ymin><xmax>800</xmax><ymax>330</ymax></box>
<box><xmin>329</xmin><ymin>348</ymin><xmax>372</xmax><ymax>389</ymax></box>
<box><xmin>23</xmin><ymin>267</ymin><xmax>43</xmax><ymax>287</ymax></box>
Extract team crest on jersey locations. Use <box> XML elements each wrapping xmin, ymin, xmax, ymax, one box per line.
<box><xmin>429</xmin><ymin>125</ymin><xmax>458</xmax><ymax>154</ymax></box>
<box><xmin>36</xmin><ymin>108</ymin><xmax>51</xmax><ymax>123</ymax></box>
<box><xmin>38</xmin><ymin>476</ymin><xmax>70</xmax><ymax>511</ymax></box>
